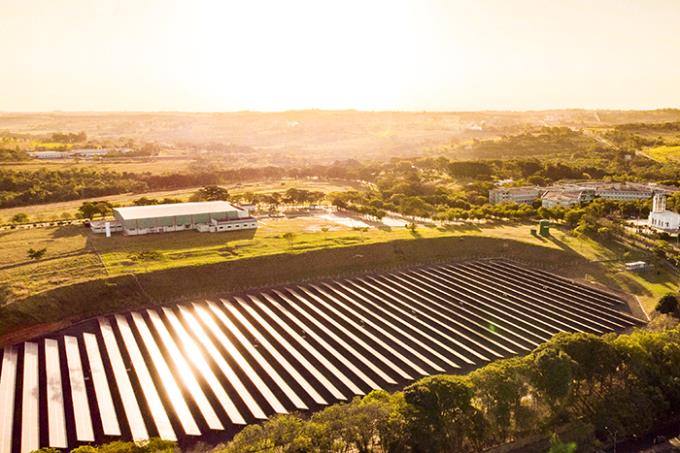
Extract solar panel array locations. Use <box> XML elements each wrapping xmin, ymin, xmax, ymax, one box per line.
<box><xmin>0</xmin><ymin>259</ymin><xmax>643</xmax><ymax>451</ymax></box>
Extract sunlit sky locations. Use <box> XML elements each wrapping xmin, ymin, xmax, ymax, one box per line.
<box><xmin>2</xmin><ymin>0</ymin><xmax>680</xmax><ymax>112</ymax></box>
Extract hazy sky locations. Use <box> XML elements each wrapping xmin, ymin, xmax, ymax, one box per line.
<box><xmin>2</xmin><ymin>0</ymin><xmax>679</xmax><ymax>112</ymax></box>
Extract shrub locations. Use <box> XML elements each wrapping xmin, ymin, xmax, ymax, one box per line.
<box><xmin>656</xmin><ymin>293</ymin><xmax>679</xmax><ymax>315</ymax></box>
<box><xmin>27</xmin><ymin>247</ymin><xmax>47</xmax><ymax>260</ymax></box>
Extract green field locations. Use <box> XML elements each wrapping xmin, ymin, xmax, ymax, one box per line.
<box><xmin>93</xmin><ymin>220</ymin><xmax>542</xmax><ymax>274</ymax></box>
<box><xmin>0</xmin><ymin>179</ymin><xmax>361</xmax><ymax>224</ymax></box>
<box><xmin>0</xmin><ymin>157</ymin><xmax>197</xmax><ymax>175</ymax></box>
<box><xmin>643</xmin><ymin>145</ymin><xmax>680</xmax><ymax>163</ymax></box>
<box><xmin>1</xmin><ymin>215</ymin><xmax>676</xmax><ymax>323</ymax></box>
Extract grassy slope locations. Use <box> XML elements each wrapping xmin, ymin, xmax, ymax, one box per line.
<box><xmin>0</xmin><ymin>233</ymin><xmax>586</xmax><ymax>344</ymax></box>
<box><xmin>643</xmin><ymin>145</ymin><xmax>680</xmax><ymax>163</ymax></box>
<box><xmin>547</xmin><ymin>231</ymin><xmax>678</xmax><ymax>313</ymax></box>
<box><xmin>1</xmin><ymin>221</ymin><xmax>537</xmax><ymax>302</ymax></box>
<box><xmin>1</xmin><ymin>218</ymin><xmax>677</xmax><ymax>345</ymax></box>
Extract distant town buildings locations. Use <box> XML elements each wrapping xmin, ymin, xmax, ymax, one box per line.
<box><xmin>648</xmin><ymin>194</ymin><xmax>680</xmax><ymax>232</ymax></box>
<box><xmin>90</xmin><ymin>201</ymin><xmax>257</xmax><ymax>236</ymax></box>
<box><xmin>29</xmin><ymin>148</ymin><xmax>131</xmax><ymax>159</ymax></box>
<box><xmin>489</xmin><ymin>181</ymin><xmax>678</xmax><ymax>210</ymax></box>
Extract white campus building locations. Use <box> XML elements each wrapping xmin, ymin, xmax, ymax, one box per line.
<box><xmin>488</xmin><ymin>186</ymin><xmax>540</xmax><ymax>205</ymax></box>
<box><xmin>91</xmin><ymin>201</ymin><xmax>257</xmax><ymax>236</ymax></box>
<box><xmin>541</xmin><ymin>189</ymin><xmax>595</xmax><ymax>208</ymax></box>
<box><xmin>648</xmin><ymin>194</ymin><xmax>680</xmax><ymax>232</ymax></box>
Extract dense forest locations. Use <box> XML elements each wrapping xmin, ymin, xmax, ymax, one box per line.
<box><xmin>448</xmin><ymin>127</ymin><xmax>608</xmax><ymax>159</ymax></box>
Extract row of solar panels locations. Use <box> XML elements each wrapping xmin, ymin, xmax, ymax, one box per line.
<box><xmin>0</xmin><ymin>259</ymin><xmax>643</xmax><ymax>452</ymax></box>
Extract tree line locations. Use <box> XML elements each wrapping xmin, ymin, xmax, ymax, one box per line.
<box><xmin>214</xmin><ymin>326</ymin><xmax>680</xmax><ymax>453</ymax></box>
<box><xmin>2</xmin><ymin>148</ymin><xmax>678</xmax><ymax>210</ymax></box>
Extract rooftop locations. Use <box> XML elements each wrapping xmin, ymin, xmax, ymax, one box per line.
<box><xmin>542</xmin><ymin>191</ymin><xmax>585</xmax><ymax>202</ymax></box>
<box><xmin>113</xmin><ymin>201</ymin><xmax>240</xmax><ymax>220</ymax></box>
<box><xmin>649</xmin><ymin>210</ymin><xmax>680</xmax><ymax>220</ymax></box>
<box><xmin>491</xmin><ymin>186</ymin><xmax>539</xmax><ymax>193</ymax></box>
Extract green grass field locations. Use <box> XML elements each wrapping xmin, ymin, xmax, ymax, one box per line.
<box><xmin>93</xmin><ymin>220</ymin><xmax>538</xmax><ymax>275</ymax></box>
<box><xmin>0</xmin><ymin>157</ymin><xmax>196</xmax><ymax>174</ymax></box>
<box><xmin>2</xmin><ymin>216</ymin><xmax>676</xmax><ymax>316</ymax></box>
<box><xmin>643</xmin><ymin>145</ymin><xmax>680</xmax><ymax>163</ymax></box>
<box><xmin>1</xmin><ymin>218</ymin><xmax>677</xmax><ymax>343</ymax></box>
<box><xmin>548</xmin><ymin>231</ymin><xmax>678</xmax><ymax>313</ymax></box>
<box><xmin>0</xmin><ymin>179</ymin><xmax>361</xmax><ymax>223</ymax></box>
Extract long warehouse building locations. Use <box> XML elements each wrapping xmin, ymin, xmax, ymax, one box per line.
<box><xmin>95</xmin><ymin>201</ymin><xmax>257</xmax><ymax>236</ymax></box>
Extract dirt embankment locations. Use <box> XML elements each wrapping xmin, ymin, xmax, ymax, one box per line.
<box><xmin>0</xmin><ymin>235</ymin><xmax>612</xmax><ymax>346</ymax></box>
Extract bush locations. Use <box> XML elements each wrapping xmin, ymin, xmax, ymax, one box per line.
<box><xmin>27</xmin><ymin>247</ymin><xmax>47</xmax><ymax>260</ymax></box>
<box><xmin>656</xmin><ymin>293</ymin><xmax>679</xmax><ymax>315</ymax></box>
<box><xmin>127</xmin><ymin>250</ymin><xmax>163</xmax><ymax>262</ymax></box>
<box><xmin>11</xmin><ymin>212</ymin><xmax>28</xmax><ymax>223</ymax></box>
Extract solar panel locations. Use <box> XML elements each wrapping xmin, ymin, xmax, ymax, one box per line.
<box><xmin>45</xmin><ymin>339</ymin><xmax>68</xmax><ymax>448</ymax></box>
<box><xmin>0</xmin><ymin>259</ymin><xmax>645</xmax><ymax>448</ymax></box>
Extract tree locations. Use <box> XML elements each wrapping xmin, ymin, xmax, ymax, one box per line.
<box><xmin>362</xmin><ymin>390</ymin><xmax>409</xmax><ymax>453</ymax></box>
<box><xmin>11</xmin><ymin>212</ymin><xmax>28</xmax><ymax>223</ymax></box>
<box><xmin>547</xmin><ymin>434</ymin><xmax>577</xmax><ymax>453</ymax></box>
<box><xmin>192</xmin><ymin>185</ymin><xmax>230</xmax><ymax>201</ymax></box>
<box><xmin>530</xmin><ymin>347</ymin><xmax>574</xmax><ymax>416</ymax></box>
<box><xmin>133</xmin><ymin>197</ymin><xmax>160</xmax><ymax>206</ymax></box>
<box><xmin>400</xmin><ymin>196</ymin><xmax>432</xmax><ymax>218</ymax></box>
<box><xmin>564</xmin><ymin>208</ymin><xmax>584</xmax><ymax>227</ymax></box>
<box><xmin>404</xmin><ymin>375</ymin><xmax>485</xmax><ymax>452</ymax></box>
<box><xmin>27</xmin><ymin>247</ymin><xmax>47</xmax><ymax>260</ymax></box>
<box><xmin>470</xmin><ymin>358</ymin><xmax>533</xmax><ymax>443</ymax></box>
<box><xmin>220</xmin><ymin>414</ymin><xmax>311</xmax><ymax>453</ymax></box>
<box><xmin>656</xmin><ymin>293</ymin><xmax>679</xmax><ymax>315</ymax></box>
<box><xmin>282</xmin><ymin>232</ymin><xmax>295</xmax><ymax>245</ymax></box>
<box><xmin>70</xmin><ymin>439</ymin><xmax>176</xmax><ymax>453</ymax></box>
<box><xmin>79</xmin><ymin>201</ymin><xmax>113</xmax><ymax>219</ymax></box>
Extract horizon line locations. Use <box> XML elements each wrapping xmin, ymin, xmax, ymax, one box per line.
<box><xmin>1</xmin><ymin>107</ymin><xmax>680</xmax><ymax>115</ymax></box>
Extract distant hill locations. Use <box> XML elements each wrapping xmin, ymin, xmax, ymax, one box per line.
<box><xmin>2</xmin><ymin>109</ymin><xmax>680</xmax><ymax>163</ymax></box>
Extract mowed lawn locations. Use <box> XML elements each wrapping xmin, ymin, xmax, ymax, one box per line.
<box><xmin>93</xmin><ymin>219</ymin><xmax>528</xmax><ymax>274</ymax></box>
<box><xmin>1</xmin><ymin>219</ymin><xmax>545</xmax><ymax>302</ymax></box>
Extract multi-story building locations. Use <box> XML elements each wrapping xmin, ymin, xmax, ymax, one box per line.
<box><xmin>488</xmin><ymin>186</ymin><xmax>540</xmax><ymax>205</ymax></box>
<box><xmin>587</xmin><ymin>182</ymin><xmax>654</xmax><ymax>201</ymax></box>
<box><xmin>541</xmin><ymin>190</ymin><xmax>595</xmax><ymax>209</ymax></box>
